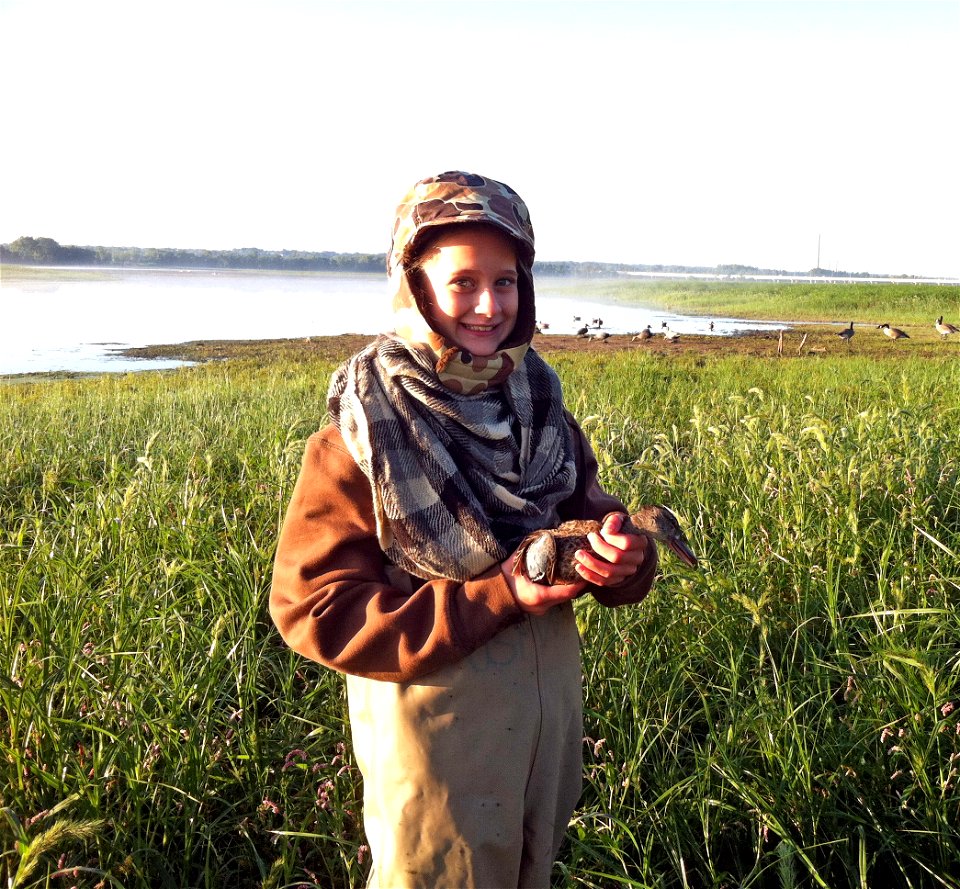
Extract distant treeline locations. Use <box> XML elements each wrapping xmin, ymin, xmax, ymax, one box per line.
<box><xmin>0</xmin><ymin>236</ymin><xmax>386</xmax><ymax>273</ymax></box>
<box><xmin>1</xmin><ymin>235</ymin><xmax>883</xmax><ymax>279</ymax></box>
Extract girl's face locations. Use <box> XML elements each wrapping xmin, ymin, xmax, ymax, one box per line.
<box><xmin>417</xmin><ymin>226</ymin><xmax>519</xmax><ymax>356</ymax></box>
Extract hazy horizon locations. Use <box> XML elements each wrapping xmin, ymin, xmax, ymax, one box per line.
<box><xmin>2</xmin><ymin>1</ymin><xmax>957</xmax><ymax>278</ymax></box>
<box><xmin>4</xmin><ymin>232</ymin><xmax>957</xmax><ymax>280</ymax></box>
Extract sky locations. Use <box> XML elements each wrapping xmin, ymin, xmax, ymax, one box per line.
<box><xmin>2</xmin><ymin>0</ymin><xmax>958</xmax><ymax>277</ymax></box>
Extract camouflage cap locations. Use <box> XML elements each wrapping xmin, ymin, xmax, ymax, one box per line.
<box><xmin>389</xmin><ymin>171</ymin><xmax>537</xmax><ymax>353</ymax></box>
<box><xmin>389</xmin><ymin>171</ymin><xmax>535</xmax><ymax>274</ymax></box>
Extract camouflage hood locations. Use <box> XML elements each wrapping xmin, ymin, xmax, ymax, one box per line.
<box><xmin>388</xmin><ymin>171</ymin><xmax>537</xmax><ymax>361</ymax></box>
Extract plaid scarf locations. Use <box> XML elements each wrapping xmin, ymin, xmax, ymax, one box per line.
<box><xmin>327</xmin><ymin>334</ymin><xmax>577</xmax><ymax>582</ymax></box>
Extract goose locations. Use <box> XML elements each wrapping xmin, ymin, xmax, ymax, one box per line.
<box><xmin>632</xmin><ymin>325</ymin><xmax>653</xmax><ymax>342</ymax></box>
<box><xmin>935</xmin><ymin>316</ymin><xmax>959</xmax><ymax>338</ymax></box>
<box><xmin>838</xmin><ymin>322</ymin><xmax>854</xmax><ymax>345</ymax></box>
<box><xmin>575</xmin><ymin>325</ymin><xmax>589</xmax><ymax>337</ymax></box>
<box><xmin>661</xmin><ymin>323</ymin><xmax>680</xmax><ymax>342</ymax></box>
<box><xmin>513</xmin><ymin>505</ymin><xmax>699</xmax><ymax>585</ymax></box>
<box><xmin>589</xmin><ymin>331</ymin><xmax>611</xmax><ymax>342</ymax></box>
<box><xmin>878</xmin><ymin>323</ymin><xmax>909</xmax><ymax>340</ymax></box>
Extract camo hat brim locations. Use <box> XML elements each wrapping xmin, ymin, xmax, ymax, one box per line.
<box><xmin>389</xmin><ymin>171</ymin><xmax>536</xmax><ymax>352</ymax></box>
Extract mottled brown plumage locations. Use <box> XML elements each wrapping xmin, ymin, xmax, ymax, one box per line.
<box><xmin>513</xmin><ymin>505</ymin><xmax>698</xmax><ymax>585</ymax></box>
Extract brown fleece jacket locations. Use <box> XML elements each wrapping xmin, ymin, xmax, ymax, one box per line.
<box><xmin>269</xmin><ymin>415</ymin><xmax>658</xmax><ymax>682</ymax></box>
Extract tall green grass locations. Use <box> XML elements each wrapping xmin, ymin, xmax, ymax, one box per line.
<box><xmin>2</xmin><ymin>353</ymin><xmax>959</xmax><ymax>887</ymax></box>
<box><xmin>558</xmin><ymin>353</ymin><xmax>960</xmax><ymax>887</ymax></box>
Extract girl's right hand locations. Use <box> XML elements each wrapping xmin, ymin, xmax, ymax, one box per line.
<box><xmin>500</xmin><ymin>554</ymin><xmax>586</xmax><ymax>616</ymax></box>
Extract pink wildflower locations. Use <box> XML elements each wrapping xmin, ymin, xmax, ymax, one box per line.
<box><xmin>259</xmin><ymin>798</ymin><xmax>281</xmax><ymax>815</ymax></box>
<box><xmin>316</xmin><ymin>779</ymin><xmax>334</xmax><ymax>810</ymax></box>
<box><xmin>283</xmin><ymin>749</ymin><xmax>308</xmax><ymax>772</ymax></box>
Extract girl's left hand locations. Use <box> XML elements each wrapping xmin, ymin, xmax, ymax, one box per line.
<box><xmin>574</xmin><ymin>512</ymin><xmax>649</xmax><ymax>586</ymax></box>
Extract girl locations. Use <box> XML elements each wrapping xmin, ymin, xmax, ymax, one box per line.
<box><xmin>270</xmin><ymin>171</ymin><xmax>658</xmax><ymax>888</ymax></box>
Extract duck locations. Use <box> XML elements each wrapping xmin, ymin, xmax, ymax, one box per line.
<box><xmin>513</xmin><ymin>505</ymin><xmax>699</xmax><ymax>585</ymax></box>
<box><xmin>632</xmin><ymin>325</ymin><xmax>653</xmax><ymax>342</ymax></box>
<box><xmin>877</xmin><ymin>323</ymin><xmax>909</xmax><ymax>340</ymax></box>
<box><xmin>935</xmin><ymin>316</ymin><xmax>959</xmax><ymax>338</ymax></box>
<box><xmin>838</xmin><ymin>321</ymin><xmax>854</xmax><ymax>345</ymax></box>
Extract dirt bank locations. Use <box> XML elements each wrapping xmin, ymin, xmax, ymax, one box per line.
<box><xmin>117</xmin><ymin>324</ymin><xmax>953</xmax><ymax>366</ymax></box>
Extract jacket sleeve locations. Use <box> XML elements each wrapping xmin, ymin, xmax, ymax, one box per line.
<box><xmin>560</xmin><ymin>413</ymin><xmax>659</xmax><ymax>607</ymax></box>
<box><xmin>269</xmin><ymin>426</ymin><xmax>525</xmax><ymax>683</ymax></box>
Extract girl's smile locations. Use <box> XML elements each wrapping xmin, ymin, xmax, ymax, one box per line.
<box><xmin>418</xmin><ymin>225</ymin><xmax>519</xmax><ymax>356</ymax></box>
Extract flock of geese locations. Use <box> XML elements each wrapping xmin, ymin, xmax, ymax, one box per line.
<box><xmin>574</xmin><ymin>321</ymin><xmax>684</xmax><ymax>343</ymax></box>
<box><xmin>538</xmin><ymin>311</ymin><xmax>711</xmax><ymax>344</ymax></box>
<box><xmin>570</xmin><ymin>319</ymin><xmax>684</xmax><ymax>343</ymax></box>
<box><xmin>837</xmin><ymin>316</ymin><xmax>959</xmax><ymax>345</ymax></box>
<box><xmin>538</xmin><ymin>315</ymin><xmax>960</xmax><ymax>347</ymax></box>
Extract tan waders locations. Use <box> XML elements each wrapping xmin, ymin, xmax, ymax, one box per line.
<box><xmin>347</xmin><ymin>603</ymin><xmax>583</xmax><ymax>889</ymax></box>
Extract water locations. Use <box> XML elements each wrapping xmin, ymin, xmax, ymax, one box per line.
<box><xmin>1</xmin><ymin>268</ymin><xmax>787</xmax><ymax>375</ymax></box>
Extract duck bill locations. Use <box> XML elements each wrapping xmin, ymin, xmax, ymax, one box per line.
<box><xmin>668</xmin><ymin>537</ymin><xmax>699</xmax><ymax>568</ymax></box>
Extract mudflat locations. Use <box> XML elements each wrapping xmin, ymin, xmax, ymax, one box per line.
<box><xmin>118</xmin><ymin>324</ymin><xmax>957</xmax><ymax>365</ymax></box>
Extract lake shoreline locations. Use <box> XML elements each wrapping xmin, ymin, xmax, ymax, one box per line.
<box><xmin>7</xmin><ymin>266</ymin><xmax>955</xmax><ymax>377</ymax></box>
<box><xmin>115</xmin><ymin>329</ymin><xmax>785</xmax><ymax>364</ymax></box>
<box><xmin>5</xmin><ymin>323</ymin><xmax>956</xmax><ymax>384</ymax></box>
<box><xmin>116</xmin><ymin>322</ymin><xmax>954</xmax><ymax>367</ymax></box>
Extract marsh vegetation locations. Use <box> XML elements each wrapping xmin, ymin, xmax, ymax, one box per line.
<box><xmin>2</xmin><ymin>285</ymin><xmax>959</xmax><ymax>887</ymax></box>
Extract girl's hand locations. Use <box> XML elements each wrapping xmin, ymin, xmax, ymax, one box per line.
<box><xmin>500</xmin><ymin>555</ymin><xmax>586</xmax><ymax>616</ymax></box>
<box><xmin>574</xmin><ymin>512</ymin><xmax>649</xmax><ymax>586</ymax></box>
<box><xmin>501</xmin><ymin>513</ymin><xmax>649</xmax><ymax>614</ymax></box>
